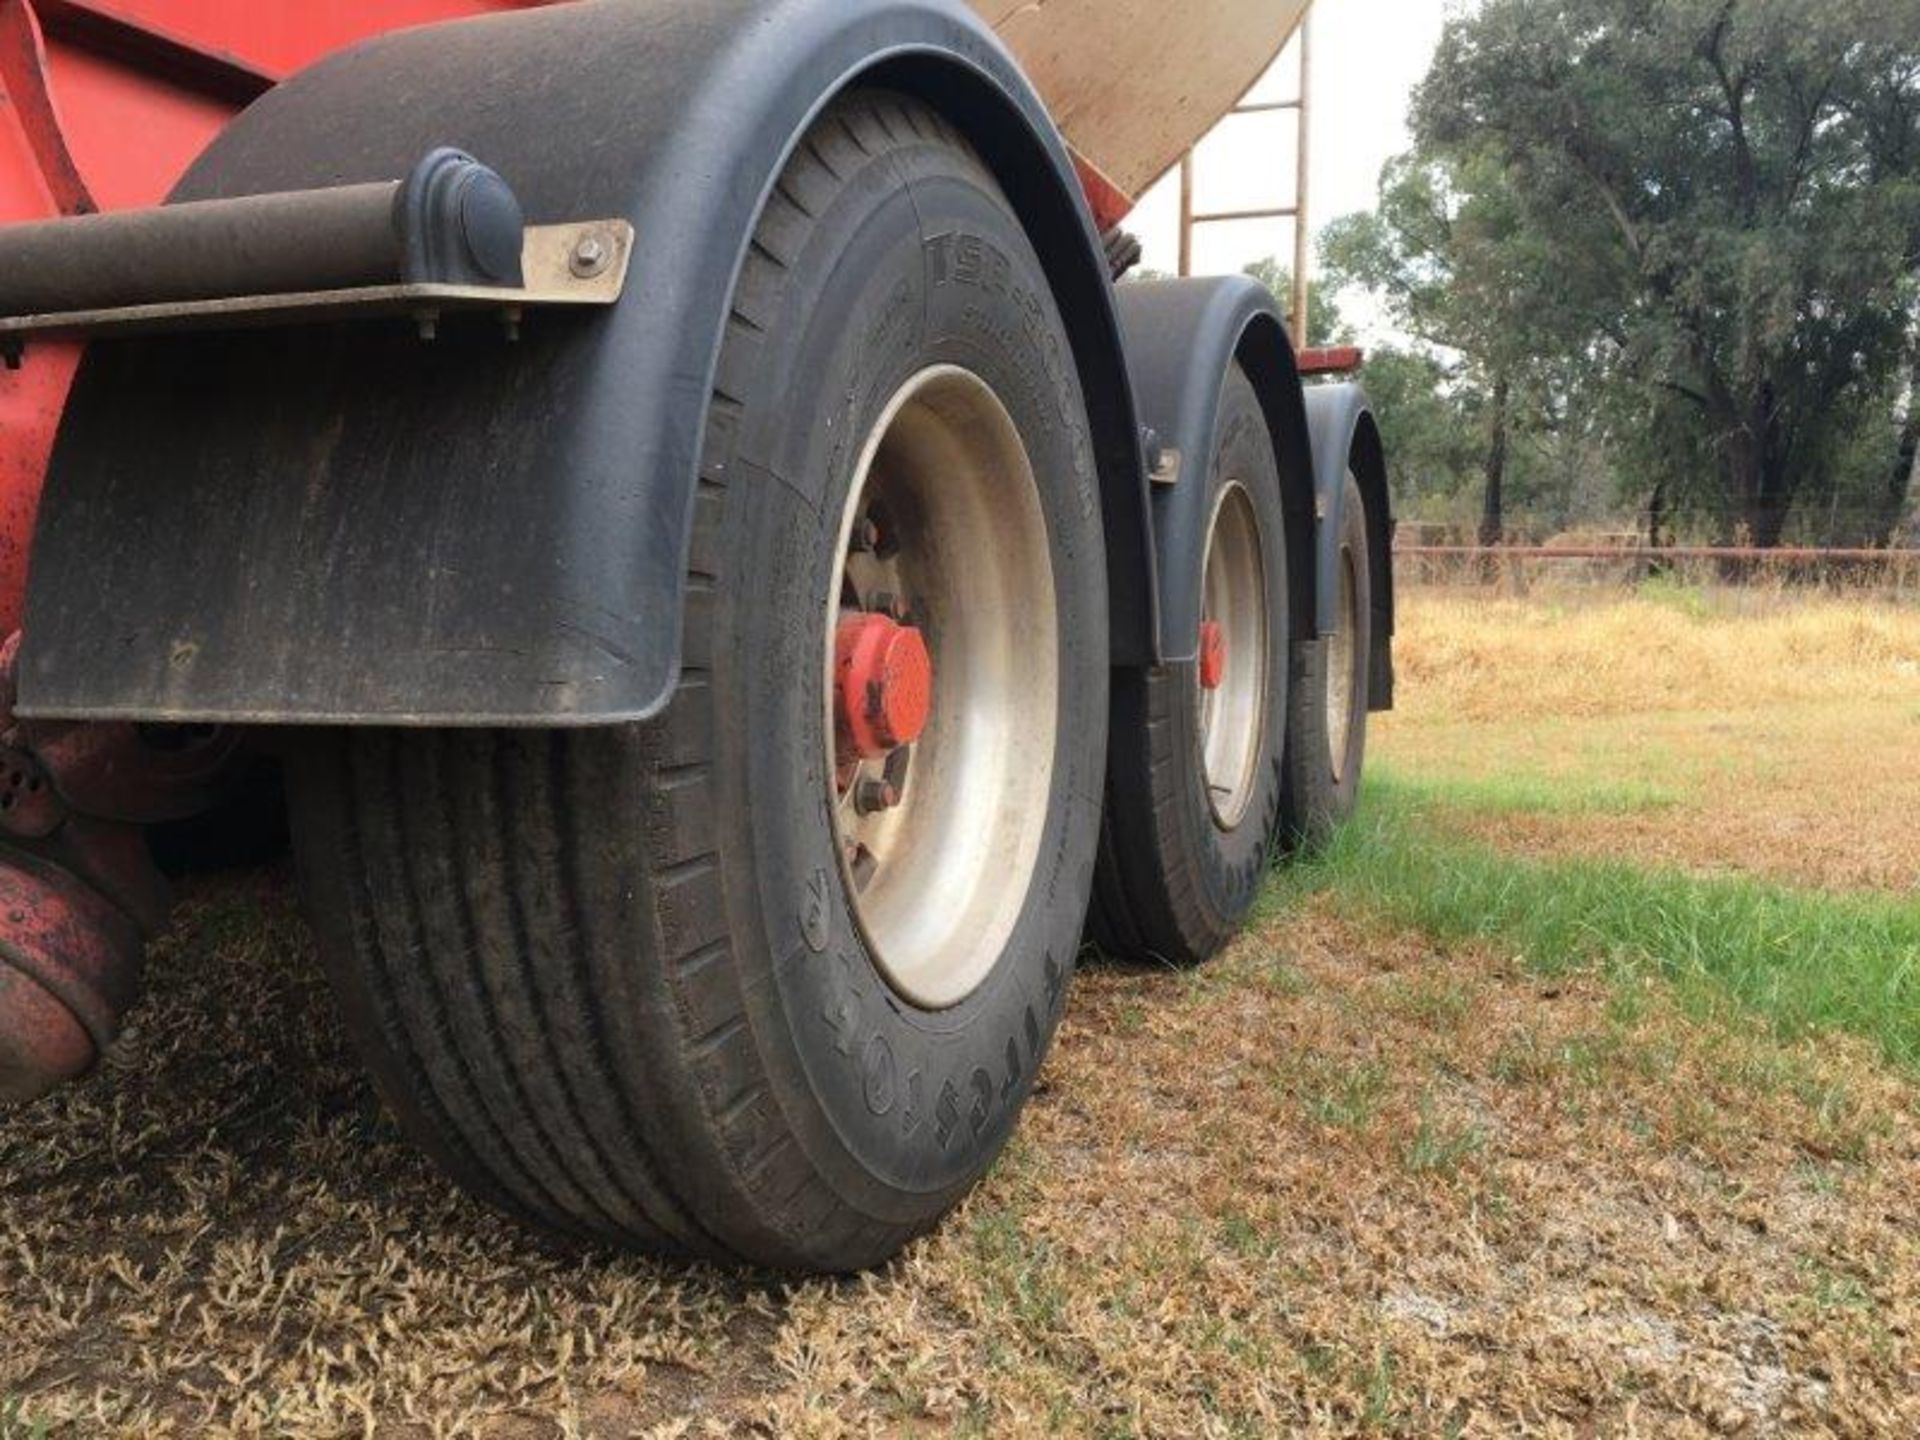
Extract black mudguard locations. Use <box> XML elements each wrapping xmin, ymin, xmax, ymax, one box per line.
<box><xmin>1112</xmin><ymin>277</ymin><xmax>1317</xmax><ymax>664</ymax></box>
<box><xmin>1303</xmin><ymin>382</ymin><xmax>1395</xmax><ymax>710</ymax></box>
<box><xmin>20</xmin><ymin>0</ymin><xmax>1155</xmax><ymax>726</ymax></box>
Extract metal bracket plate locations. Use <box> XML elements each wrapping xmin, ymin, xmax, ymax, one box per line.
<box><xmin>0</xmin><ymin>219</ymin><xmax>634</xmax><ymax>363</ymax></box>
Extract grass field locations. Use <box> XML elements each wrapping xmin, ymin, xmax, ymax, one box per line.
<box><xmin>2</xmin><ymin>581</ymin><xmax>1916</xmax><ymax>1437</ymax></box>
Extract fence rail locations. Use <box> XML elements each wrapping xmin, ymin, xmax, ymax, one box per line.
<box><xmin>1394</xmin><ymin>544</ymin><xmax>1913</xmax><ymax>563</ymax></box>
<box><xmin>1392</xmin><ymin>544</ymin><xmax>1920</xmax><ymax>592</ymax></box>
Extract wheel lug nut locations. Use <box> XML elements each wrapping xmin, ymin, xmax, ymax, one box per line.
<box><xmin>850</xmin><ymin>519</ymin><xmax>880</xmax><ymax>553</ymax></box>
<box><xmin>855</xmin><ymin>779</ymin><xmax>901</xmax><ymax>815</ymax></box>
<box><xmin>871</xmin><ymin>592</ymin><xmax>909</xmax><ymax>623</ymax></box>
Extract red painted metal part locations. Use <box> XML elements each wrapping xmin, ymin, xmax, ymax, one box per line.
<box><xmin>0</xmin><ymin>855</ymin><xmax>143</xmax><ymax>1104</ymax></box>
<box><xmin>0</xmin><ymin>629</ymin><xmax>178</xmax><ymax>1106</ymax></box>
<box><xmin>1297</xmin><ymin>345</ymin><xmax>1364</xmax><ymax>376</ymax></box>
<box><xmin>835</xmin><ymin>614</ymin><xmax>933</xmax><ymax>763</ymax></box>
<box><xmin>1072</xmin><ymin>150</ymin><xmax>1136</xmax><ymax>233</ymax></box>
<box><xmin>1197</xmin><ymin>618</ymin><xmax>1226</xmax><ymax>690</ymax></box>
<box><xmin>0</xmin><ymin>0</ymin><xmax>95</xmax><ymax>215</ymax></box>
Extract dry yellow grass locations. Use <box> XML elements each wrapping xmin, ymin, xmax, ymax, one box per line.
<box><xmin>1378</xmin><ymin>583</ymin><xmax>1920</xmax><ymax>891</ymax></box>
<box><xmin>1388</xmin><ymin>583</ymin><xmax>1920</xmax><ymax>724</ymax></box>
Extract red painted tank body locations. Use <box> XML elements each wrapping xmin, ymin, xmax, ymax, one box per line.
<box><xmin>0</xmin><ymin>0</ymin><xmax>537</xmax><ymax>633</ymax></box>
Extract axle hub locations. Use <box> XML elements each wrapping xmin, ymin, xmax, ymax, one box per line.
<box><xmin>835</xmin><ymin>613</ymin><xmax>932</xmax><ymax>762</ymax></box>
<box><xmin>1198</xmin><ymin>619</ymin><xmax>1227</xmax><ymax>692</ymax></box>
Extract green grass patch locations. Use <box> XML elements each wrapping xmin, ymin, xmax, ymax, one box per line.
<box><xmin>0</xmin><ymin>1397</ymin><xmax>50</xmax><ymax>1440</ymax></box>
<box><xmin>1296</xmin><ymin>1057</ymin><xmax>1391</xmax><ymax>1130</ymax></box>
<box><xmin>1635</xmin><ymin>573</ymin><xmax>1717</xmax><ymax>620</ymax></box>
<box><xmin>1402</xmin><ymin>1101</ymin><xmax>1486</xmax><ymax>1176</ymax></box>
<box><xmin>1267</xmin><ymin>779</ymin><xmax>1920</xmax><ymax>1073</ymax></box>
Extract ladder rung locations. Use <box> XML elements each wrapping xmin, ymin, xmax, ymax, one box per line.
<box><xmin>1191</xmin><ymin>206</ymin><xmax>1299</xmax><ymax>224</ymax></box>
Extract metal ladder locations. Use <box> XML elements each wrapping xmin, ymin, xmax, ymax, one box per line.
<box><xmin>1177</xmin><ymin>9</ymin><xmax>1313</xmax><ymax>347</ymax></box>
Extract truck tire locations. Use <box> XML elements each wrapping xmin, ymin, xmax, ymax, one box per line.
<box><xmin>1282</xmin><ymin>472</ymin><xmax>1372</xmax><ymax>846</ymax></box>
<box><xmin>1089</xmin><ymin>368</ymin><xmax>1288</xmax><ymax>966</ymax></box>
<box><xmin>286</xmin><ymin>92</ymin><xmax>1108</xmax><ymax>1271</ymax></box>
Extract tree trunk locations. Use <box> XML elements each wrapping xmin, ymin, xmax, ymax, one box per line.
<box><xmin>1744</xmin><ymin>484</ymin><xmax>1790</xmax><ymax>549</ymax></box>
<box><xmin>1879</xmin><ymin>389</ymin><xmax>1920</xmax><ymax>547</ymax></box>
<box><xmin>1721</xmin><ymin>394</ymin><xmax>1791</xmax><ymax>550</ymax></box>
<box><xmin>1645</xmin><ymin>476</ymin><xmax>1672</xmax><ymax>578</ymax></box>
<box><xmin>1478</xmin><ymin>374</ymin><xmax>1510</xmax><ymax>549</ymax></box>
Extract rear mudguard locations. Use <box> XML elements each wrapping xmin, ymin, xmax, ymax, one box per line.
<box><xmin>1113</xmin><ymin>277</ymin><xmax>1317</xmax><ymax>664</ymax></box>
<box><xmin>18</xmin><ymin>0</ymin><xmax>1156</xmax><ymax>726</ymax></box>
<box><xmin>1303</xmin><ymin>382</ymin><xmax>1395</xmax><ymax>710</ymax></box>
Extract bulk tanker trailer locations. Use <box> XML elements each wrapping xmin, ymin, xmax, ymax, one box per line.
<box><xmin>0</xmin><ymin>0</ymin><xmax>1392</xmax><ymax>1271</ymax></box>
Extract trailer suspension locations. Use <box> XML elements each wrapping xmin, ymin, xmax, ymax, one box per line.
<box><xmin>0</xmin><ymin>633</ymin><xmax>235</xmax><ymax>1105</ymax></box>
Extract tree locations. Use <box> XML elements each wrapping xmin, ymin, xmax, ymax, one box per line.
<box><xmin>1321</xmin><ymin>155</ymin><xmax>1604</xmax><ymax>542</ymax></box>
<box><xmin>1351</xmin><ymin>346</ymin><xmax>1482</xmax><ymax>511</ymax></box>
<box><xmin>1413</xmin><ymin>0</ymin><xmax>1920</xmax><ymax>547</ymax></box>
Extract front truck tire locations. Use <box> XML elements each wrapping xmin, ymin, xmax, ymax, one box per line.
<box><xmin>1089</xmin><ymin>368</ymin><xmax>1291</xmax><ymax>967</ymax></box>
<box><xmin>1282</xmin><ymin>472</ymin><xmax>1373</xmax><ymax>845</ymax></box>
<box><xmin>287</xmin><ymin>93</ymin><xmax>1109</xmax><ymax>1271</ymax></box>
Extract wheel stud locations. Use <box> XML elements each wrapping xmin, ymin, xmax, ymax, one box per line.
<box><xmin>855</xmin><ymin>778</ymin><xmax>901</xmax><ymax>815</ymax></box>
<box><xmin>850</xmin><ymin>518</ymin><xmax>880</xmax><ymax>553</ymax></box>
<box><xmin>870</xmin><ymin>591</ymin><xmax>910</xmax><ymax>624</ymax></box>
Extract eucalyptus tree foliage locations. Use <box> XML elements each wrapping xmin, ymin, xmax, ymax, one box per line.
<box><xmin>1348</xmin><ymin>0</ymin><xmax>1920</xmax><ymax>545</ymax></box>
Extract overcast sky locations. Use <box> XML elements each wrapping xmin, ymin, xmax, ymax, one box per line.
<box><xmin>1130</xmin><ymin>0</ymin><xmax>1452</xmax><ymax>341</ymax></box>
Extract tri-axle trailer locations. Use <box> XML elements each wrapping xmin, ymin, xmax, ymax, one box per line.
<box><xmin>0</xmin><ymin>0</ymin><xmax>1392</xmax><ymax>1271</ymax></box>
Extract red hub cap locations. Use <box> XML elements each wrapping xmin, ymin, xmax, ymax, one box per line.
<box><xmin>1198</xmin><ymin>619</ymin><xmax>1227</xmax><ymax>691</ymax></box>
<box><xmin>835</xmin><ymin>613</ymin><xmax>932</xmax><ymax>762</ymax></box>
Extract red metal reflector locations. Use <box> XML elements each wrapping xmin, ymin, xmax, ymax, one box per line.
<box><xmin>835</xmin><ymin>614</ymin><xmax>932</xmax><ymax>761</ymax></box>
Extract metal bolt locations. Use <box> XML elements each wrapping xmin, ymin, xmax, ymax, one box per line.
<box><xmin>854</xmin><ymin>779</ymin><xmax>901</xmax><ymax>815</ymax></box>
<box><xmin>870</xmin><ymin>592</ymin><xmax>910</xmax><ymax>623</ymax></box>
<box><xmin>882</xmin><ymin>744</ymin><xmax>913</xmax><ymax>790</ymax></box>
<box><xmin>849</xmin><ymin>518</ymin><xmax>880</xmax><ymax>553</ymax></box>
<box><xmin>570</xmin><ymin>232</ymin><xmax>613</xmax><ymax>279</ymax></box>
